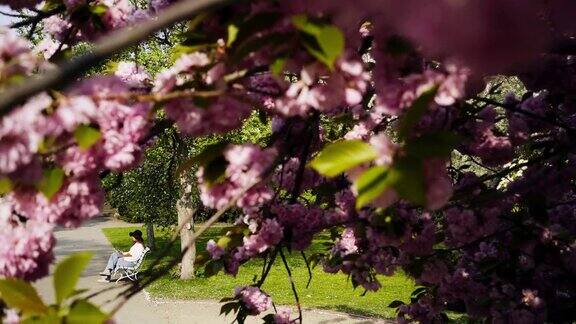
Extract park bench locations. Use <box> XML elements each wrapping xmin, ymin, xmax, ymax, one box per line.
<box><xmin>112</xmin><ymin>247</ymin><xmax>150</xmax><ymax>282</ymax></box>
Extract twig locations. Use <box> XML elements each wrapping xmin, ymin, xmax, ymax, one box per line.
<box><xmin>256</xmin><ymin>250</ymin><xmax>278</xmax><ymax>287</ymax></box>
<box><xmin>0</xmin><ymin>10</ymin><xmax>31</xmax><ymax>18</ymax></box>
<box><xmin>300</xmin><ymin>251</ymin><xmax>313</xmax><ymax>289</ymax></box>
<box><xmin>289</xmin><ymin>115</ymin><xmax>318</xmax><ymax>203</ymax></box>
<box><xmin>467</xmin><ymin>156</ymin><xmax>498</xmax><ymax>173</ymax></box>
<box><xmin>279</xmin><ymin>248</ymin><xmax>302</xmax><ymax>323</ymax></box>
<box><xmin>472</xmin><ymin>96</ymin><xmax>576</xmax><ymax>135</ymax></box>
<box><xmin>0</xmin><ymin>0</ymin><xmax>231</xmax><ymax>115</ymax></box>
<box><xmin>91</xmin><ymin>89</ymin><xmax>224</xmax><ymax>103</ymax></box>
<box><xmin>9</xmin><ymin>6</ymin><xmax>65</xmax><ymax>29</ymax></box>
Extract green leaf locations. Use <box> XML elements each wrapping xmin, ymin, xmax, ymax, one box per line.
<box><xmin>220</xmin><ymin>301</ymin><xmax>239</xmax><ymax>315</ymax></box>
<box><xmin>411</xmin><ymin>287</ymin><xmax>428</xmax><ymax>298</ymax></box>
<box><xmin>194</xmin><ymin>251</ymin><xmax>210</xmax><ymax>267</ymax></box>
<box><xmin>74</xmin><ymin>125</ymin><xmax>102</xmax><ymax>151</ymax></box>
<box><xmin>37</xmin><ymin>136</ymin><xmax>57</xmax><ymax>154</ymax></box>
<box><xmin>54</xmin><ymin>252</ymin><xmax>93</xmax><ymax>304</ymax></box>
<box><xmin>175</xmin><ymin>141</ymin><xmax>229</xmax><ymax>177</ymax></box>
<box><xmin>204</xmin><ymin>260</ymin><xmax>223</xmax><ymax>277</ymax></box>
<box><xmin>307</xmin><ymin>253</ymin><xmax>324</xmax><ymax>269</ymax></box>
<box><xmin>89</xmin><ymin>4</ymin><xmax>108</xmax><ymax>16</ymax></box>
<box><xmin>262</xmin><ymin>314</ymin><xmax>276</xmax><ymax>324</ymax></box>
<box><xmin>67</xmin><ymin>300</ymin><xmax>108</xmax><ymax>324</ymax></box>
<box><xmin>185</xmin><ymin>12</ymin><xmax>210</xmax><ymax>33</ymax></box>
<box><xmin>105</xmin><ymin>61</ymin><xmax>119</xmax><ymax>75</ymax></box>
<box><xmin>392</xmin><ymin>157</ymin><xmax>426</xmax><ymax>206</ymax></box>
<box><xmin>388</xmin><ymin>300</ymin><xmax>405</xmax><ymax>308</ymax></box>
<box><xmin>292</xmin><ymin>15</ymin><xmax>326</xmax><ymax>36</ymax></box>
<box><xmin>270</xmin><ymin>57</ymin><xmax>286</xmax><ymax>77</ymax></box>
<box><xmin>20</xmin><ymin>308</ymin><xmax>60</xmax><ymax>324</ymax></box>
<box><xmin>310</xmin><ymin>140</ymin><xmax>378</xmax><ymax>177</ymax></box>
<box><xmin>42</xmin><ymin>0</ymin><xmax>62</xmax><ymax>11</ymax></box>
<box><xmin>0</xmin><ymin>177</ymin><xmax>13</xmax><ymax>194</ymax></box>
<box><xmin>233</xmin><ymin>12</ymin><xmax>283</xmax><ymax>47</ymax></box>
<box><xmin>232</xmin><ymin>32</ymin><xmax>290</xmax><ymax>62</ymax></box>
<box><xmin>354</xmin><ymin>166</ymin><xmax>392</xmax><ymax>209</ymax></box>
<box><xmin>405</xmin><ymin>132</ymin><xmax>460</xmax><ymax>158</ymax></box>
<box><xmin>301</xmin><ymin>36</ymin><xmax>327</xmax><ymax>64</ymax></box>
<box><xmin>194</xmin><ymin>142</ymin><xmax>230</xmax><ymax>165</ymax></box>
<box><xmin>202</xmin><ymin>155</ymin><xmax>228</xmax><ymax>187</ymax></box>
<box><xmin>217</xmin><ymin>236</ymin><xmax>232</xmax><ymax>249</ymax></box>
<box><xmin>397</xmin><ymin>86</ymin><xmax>439</xmax><ymax>140</ymax></box>
<box><xmin>227</xmin><ymin>24</ymin><xmax>239</xmax><ymax>47</ymax></box>
<box><xmin>315</xmin><ymin>25</ymin><xmax>344</xmax><ymax>69</ymax></box>
<box><xmin>37</xmin><ymin>168</ymin><xmax>65</xmax><ymax>200</ymax></box>
<box><xmin>48</xmin><ymin>48</ymin><xmax>73</xmax><ymax>64</ymax></box>
<box><xmin>293</xmin><ymin>15</ymin><xmax>344</xmax><ymax>69</ymax></box>
<box><xmin>0</xmin><ymin>279</ymin><xmax>48</xmax><ymax>315</ymax></box>
<box><xmin>171</xmin><ymin>44</ymin><xmax>215</xmax><ymax>62</ymax></box>
<box><xmin>354</xmin><ymin>157</ymin><xmax>426</xmax><ymax>208</ymax></box>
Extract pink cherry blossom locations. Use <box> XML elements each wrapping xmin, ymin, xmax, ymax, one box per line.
<box><xmin>10</xmin><ymin>176</ymin><xmax>104</xmax><ymax>228</ymax></box>
<box><xmin>0</xmin><ymin>215</ymin><xmax>55</xmax><ymax>281</ymax></box>
<box><xmin>0</xmin><ymin>94</ymin><xmax>51</xmax><ymax>175</ymax></box>
<box><xmin>199</xmin><ymin>144</ymin><xmax>276</xmax><ymax>211</ymax></box>
<box><xmin>206</xmin><ymin>239</ymin><xmax>225</xmax><ymax>260</ymax></box>
<box><xmin>2</xmin><ymin>309</ymin><xmax>20</xmax><ymax>324</ymax></box>
<box><xmin>235</xmin><ymin>286</ymin><xmax>271</xmax><ymax>315</ymax></box>
<box><xmin>423</xmin><ymin>159</ymin><xmax>453</xmax><ymax>210</ymax></box>
<box><xmin>273</xmin><ymin>308</ymin><xmax>292</xmax><ymax>324</ymax></box>
<box><xmin>115</xmin><ymin>61</ymin><xmax>151</xmax><ymax>89</ymax></box>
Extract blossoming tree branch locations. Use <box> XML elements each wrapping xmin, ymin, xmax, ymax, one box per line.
<box><xmin>1</xmin><ymin>0</ymin><xmax>576</xmax><ymax>323</ymax></box>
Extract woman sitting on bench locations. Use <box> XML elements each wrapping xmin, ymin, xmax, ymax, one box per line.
<box><xmin>99</xmin><ymin>230</ymin><xmax>145</xmax><ymax>282</ymax></box>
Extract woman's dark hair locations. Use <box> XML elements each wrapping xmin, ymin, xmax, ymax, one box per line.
<box><xmin>129</xmin><ymin>230</ymin><xmax>144</xmax><ymax>242</ymax></box>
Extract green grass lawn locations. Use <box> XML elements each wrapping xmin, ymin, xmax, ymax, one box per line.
<box><xmin>102</xmin><ymin>225</ymin><xmax>415</xmax><ymax>319</ymax></box>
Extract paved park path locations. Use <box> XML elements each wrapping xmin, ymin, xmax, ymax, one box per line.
<box><xmin>34</xmin><ymin>216</ymin><xmax>388</xmax><ymax>324</ymax></box>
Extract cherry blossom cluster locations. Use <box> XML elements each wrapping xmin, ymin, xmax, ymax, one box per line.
<box><xmin>0</xmin><ymin>30</ymin><xmax>153</xmax><ymax>279</ymax></box>
<box><xmin>198</xmin><ymin>144</ymin><xmax>276</xmax><ymax>213</ymax></box>
<box><xmin>30</xmin><ymin>0</ymin><xmax>148</xmax><ymax>58</ymax></box>
<box><xmin>154</xmin><ymin>53</ymin><xmax>253</xmax><ymax>137</ymax></box>
<box><xmin>235</xmin><ymin>286</ymin><xmax>272</xmax><ymax>315</ymax></box>
<box><xmin>272</xmin><ymin>57</ymin><xmax>369</xmax><ymax>117</ymax></box>
<box><xmin>0</xmin><ymin>201</ymin><xmax>54</xmax><ymax>281</ymax></box>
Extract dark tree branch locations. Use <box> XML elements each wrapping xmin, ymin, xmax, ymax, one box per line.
<box><xmin>0</xmin><ymin>0</ymin><xmax>231</xmax><ymax>115</ymax></box>
<box><xmin>0</xmin><ymin>10</ymin><xmax>31</xmax><ymax>18</ymax></box>
<box><xmin>472</xmin><ymin>96</ymin><xmax>576</xmax><ymax>135</ymax></box>
<box><xmin>290</xmin><ymin>114</ymin><xmax>319</xmax><ymax>203</ymax></box>
<box><xmin>300</xmin><ymin>251</ymin><xmax>313</xmax><ymax>289</ymax></box>
<box><xmin>9</xmin><ymin>6</ymin><xmax>65</xmax><ymax>29</ymax></box>
<box><xmin>256</xmin><ymin>250</ymin><xmax>278</xmax><ymax>287</ymax></box>
<box><xmin>279</xmin><ymin>248</ymin><xmax>303</xmax><ymax>323</ymax></box>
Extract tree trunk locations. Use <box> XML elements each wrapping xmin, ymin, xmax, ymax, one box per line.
<box><xmin>177</xmin><ymin>179</ymin><xmax>195</xmax><ymax>280</ymax></box>
<box><xmin>145</xmin><ymin>222</ymin><xmax>156</xmax><ymax>250</ymax></box>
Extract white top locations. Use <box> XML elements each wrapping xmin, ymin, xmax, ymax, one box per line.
<box><xmin>124</xmin><ymin>242</ymin><xmax>145</xmax><ymax>262</ymax></box>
